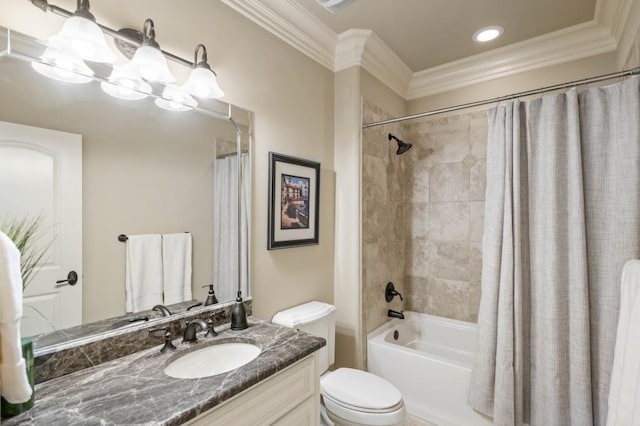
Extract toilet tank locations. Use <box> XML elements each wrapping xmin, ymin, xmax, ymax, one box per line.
<box><xmin>272</xmin><ymin>301</ymin><xmax>336</xmax><ymax>374</ymax></box>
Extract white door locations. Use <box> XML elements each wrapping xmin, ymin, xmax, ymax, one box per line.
<box><xmin>0</xmin><ymin>120</ymin><xmax>82</xmax><ymax>337</ymax></box>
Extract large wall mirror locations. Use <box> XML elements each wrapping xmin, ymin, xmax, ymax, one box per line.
<box><xmin>0</xmin><ymin>27</ymin><xmax>252</xmax><ymax>349</ymax></box>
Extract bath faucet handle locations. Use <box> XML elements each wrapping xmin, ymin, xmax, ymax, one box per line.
<box><xmin>205</xmin><ymin>315</ymin><xmax>218</xmax><ymax>338</ymax></box>
<box><xmin>385</xmin><ymin>282</ymin><xmax>403</xmax><ymax>302</ymax></box>
<box><xmin>149</xmin><ymin>326</ymin><xmax>177</xmax><ymax>353</ymax></box>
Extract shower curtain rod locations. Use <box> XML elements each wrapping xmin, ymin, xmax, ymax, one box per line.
<box><xmin>362</xmin><ymin>66</ymin><xmax>640</xmax><ymax>128</ymax></box>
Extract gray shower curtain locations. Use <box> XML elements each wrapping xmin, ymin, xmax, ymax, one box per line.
<box><xmin>468</xmin><ymin>77</ymin><xmax>640</xmax><ymax>426</ymax></box>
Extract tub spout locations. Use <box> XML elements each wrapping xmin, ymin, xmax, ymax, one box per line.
<box><xmin>388</xmin><ymin>309</ymin><xmax>405</xmax><ymax>319</ymax></box>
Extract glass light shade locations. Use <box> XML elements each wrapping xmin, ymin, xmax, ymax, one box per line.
<box><xmin>101</xmin><ymin>64</ymin><xmax>152</xmax><ymax>100</ymax></box>
<box><xmin>49</xmin><ymin>16</ymin><xmax>116</xmax><ymax>63</ymax></box>
<box><xmin>31</xmin><ymin>48</ymin><xmax>94</xmax><ymax>84</ymax></box>
<box><xmin>129</xmin><ymin>45</ymin><xmax>175</xmax><ymax>83</ymax></box>
<box><xmin>184</xmin><ymin>67</ymin><xmax>224</xmax><ymax>99</ymax></box>
<box><xmin>155</xmin><ymin>85</ymin><xmax>198</xmax><ymax>112</ymax></box>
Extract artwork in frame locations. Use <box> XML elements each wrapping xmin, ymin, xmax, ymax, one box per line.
<box><xmin>268</xmin><ymin>152</ymin><xmax>320</xmax><ymax>250</ymax></box>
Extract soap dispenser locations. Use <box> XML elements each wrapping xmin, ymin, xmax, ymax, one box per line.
<box><xmin>202</xmin><ymin>284</ymin><xmax>219</xmax><ymax>306</ymax></box>
<box><xmin>231</xmin><ymin>291</ymin><xmax>248</xmax><ymax>330</ymax></box>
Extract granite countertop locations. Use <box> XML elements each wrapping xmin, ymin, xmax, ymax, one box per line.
<box><xmin>5</xmin><ymin>319</ymin><xmax>325</xmax><ymax>426</ymax></box>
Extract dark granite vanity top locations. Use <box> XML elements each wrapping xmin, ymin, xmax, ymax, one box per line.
<box><xmin>4</xmin><ymin>319</ymin><xmax>325</xmax><ymax>426</ymax></box>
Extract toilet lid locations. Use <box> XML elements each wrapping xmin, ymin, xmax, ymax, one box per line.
<box><xmin>320</xmin><ymin>368</ymin><xmax>402</xmax><ymax>411</ymax></box>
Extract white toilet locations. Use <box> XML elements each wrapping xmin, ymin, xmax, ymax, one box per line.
<box><xmin>273</xmin><ymin>301</ymin><xmax>406</xmax><ymax>426</ymax></box>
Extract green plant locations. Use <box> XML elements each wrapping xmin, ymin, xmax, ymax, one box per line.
<box><xmin>1</xmin><ymin>216</ymin><xmax>53</xmax><ymax>289</ymax></box>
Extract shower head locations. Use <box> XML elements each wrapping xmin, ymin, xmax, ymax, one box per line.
<box><xmin>388</xmin><ymin>133</ymin><xmax>413</xmax><ymax>155</ymax></box>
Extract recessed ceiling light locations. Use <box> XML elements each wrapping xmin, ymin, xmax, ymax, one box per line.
<box><xmin>473</xmin><ymin>26</ymin><xmax>504</xmax><ymax>43</ymax></box>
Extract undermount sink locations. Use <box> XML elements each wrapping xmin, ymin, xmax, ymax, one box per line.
<box><xmin>164</xmin><ymin>343</ymin><xmax>261</xmax><ymax>379</ymax></box>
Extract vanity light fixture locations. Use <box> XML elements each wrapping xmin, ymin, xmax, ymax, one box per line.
<box><xmin>155</xmin><ymin>84</ymin><xmax>198</xmax><ymax>112</ymax></box>
<box><xmin>127</xmin><ymin>19</ymin><xmax>175</xmax><ymax>83</ymax></box>
<box><xmin>183</xmin><ymin>44</ymin><xmax>224</xmax><ymax>99</ymax></box>
<box><xmin>31</xmin><ymin>47</ymin><xmax>94</xmax><ymax>84</ymax></box>
<box><xmin>47</xmin><ymin>0</ymin><xmax>116</xmax><ymax>63</ymax></box>
<box><xmin>472</xmin><ymin>25</ymin><xmax>504</xmax><ymax>43</ymax></box>
<box><xmin>27</xmin><ymin>0</ymin><xmax>225</xmax><ymax>109</ymax></box>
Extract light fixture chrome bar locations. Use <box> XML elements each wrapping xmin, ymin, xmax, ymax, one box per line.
<box><xmin>29</xmin><ymin>0</ymin><xmax>195</xmax><ymax>68</ymax></box>
<box><xmin>363</xmin><ymin>66</ymin><xmax>640</xmax><ymax>128</ymax></box>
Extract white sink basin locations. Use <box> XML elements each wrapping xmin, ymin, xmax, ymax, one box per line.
<box><xmin>164</xmin><ymin>343</ymin><xmax>261</xmax><ymax>379</ymax></box>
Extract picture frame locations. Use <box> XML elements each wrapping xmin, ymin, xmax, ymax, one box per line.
<box><xmin>268</xmin><ymin>152</ymin><xmax>320</xmax><ymax>250</ymax></box>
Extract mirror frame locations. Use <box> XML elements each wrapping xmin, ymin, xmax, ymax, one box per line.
<box><xmin>0</xmin><ymin>26</ymin><xmax>253</xmax><ymax>353</ymax></box>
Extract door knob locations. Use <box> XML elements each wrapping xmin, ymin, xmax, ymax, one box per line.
<box><xmin>55</xmin><ymin>271</ymin><xmax>78</xmax><ymax>287</ymax></box>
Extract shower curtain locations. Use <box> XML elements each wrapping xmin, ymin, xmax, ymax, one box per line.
<box><xmin>213</xmin><ymin>154</ymin><xmax>249</xmax><ymax>303</ymax></box>
<box><xmin>468</xmin><ymin>77</ymin><xmax>640</xmax><ymax>426</ymax></box>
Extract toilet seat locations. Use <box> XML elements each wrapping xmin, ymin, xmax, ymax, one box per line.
<box><xmin>320</xmin><ymin>368</ymin><xmax>405</xmax><ymax>425</ymax></box>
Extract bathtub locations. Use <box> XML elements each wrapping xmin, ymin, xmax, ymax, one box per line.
<box><xmin>367</xmin><ymin>312</ymin><xmax>492</xmax><ymax>426</ymax></box>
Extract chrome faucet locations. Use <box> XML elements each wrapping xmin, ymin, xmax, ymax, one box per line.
<box><xmin>388</xmin><ymin>309</ymin><xmax>405</xmax><ymax>319</ymax></box>
<box><xmin>183</xmin><ymin>319</ymin><xmax>209</xmax><ymax>342</ymax></box>
<box><xmin>152</xmin><ymin>304</ymin><xmax>172</xmax><ymax>317</ymax></box>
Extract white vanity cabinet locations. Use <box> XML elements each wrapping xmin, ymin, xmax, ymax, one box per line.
<box><xmin>185</xmin><ymin>353</ymin><xmax>320</xmax><ymax>425</ymax></box>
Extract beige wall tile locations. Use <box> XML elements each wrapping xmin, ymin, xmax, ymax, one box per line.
<box><xmin>409</xmin><ymin>165</ymin><xmax>430</xmax><ymax>203</ymax></box>
<box><xmin>470</xmin><ymin>159</ymin><xmax>487</xmax><ymax>200</ymax></box>
<box><xmin>408</xmin><ymin>203</ymin><xmax>429</xmax><ymax>239</ymax></box>
<box><xmin>406</xmin><ymin>275</ymin><xmax>429</xmax><ymax>313</ymax></box>
<box><xmin>469</xmin><ymin>242</ymin><xmax>483</xmax><ymax>283</ymax></box>
<box><xmin>426</xmin><ymin>277</ymin><xmax>476</xmax><ymax>322</ymax></box>
<box><xmin>469</xmin><ymin>201</ymin><xmax>485</xmax><ymax>242</ymax></box>
<box><xmin>471</xmin><ymin>114</ymin><xmax>489</xmax><ymax>159</ymax></box>
<box><xmin>431</xmin><ymin>241</ymin><xmax>470</xmax><ymax>281</ymax></box>
<box><xmin>430</xmin><ymin>202</ymin><xmax>469</xmax><ymax>241</ymax></box>
<box><xmin>430</xmin><ymin>162</ymin><xmax>470</xmax><ymax>202</ymax></box>
<box><xmin>408</xmin><ymin>238</ymin><xmax>432</xmax><ymax>278</ymax></box>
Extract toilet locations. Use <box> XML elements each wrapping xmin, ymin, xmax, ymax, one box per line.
<box><xmin>272</xmin><ymin>301</ymin><xmax>406</xmax><ymax>426</ymax></box>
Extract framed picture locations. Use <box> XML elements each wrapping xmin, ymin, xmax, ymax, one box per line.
<box><xmin>268</xmin><ymin>152</ymin><xmax>320</xmax><ymax>250</ymax></box>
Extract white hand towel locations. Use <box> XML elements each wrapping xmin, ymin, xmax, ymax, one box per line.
<box><xmin>0</xmin><ymin>231</ymin><xmax>33</xmax><ymax>403</ymax></box>
<box><xmin>162</xmin><ymin>233</ymin><xmax>192</xmax><ymax>305</ymax></box>
<box><xmin>607</xmin><ymin>259</ymin><xmax>640</xmax><ymax>426</ymax></box>
<box><xmin>125</xmin><ymin>234</ymin><xmax>163</xmax><ymax>313</ymax></box>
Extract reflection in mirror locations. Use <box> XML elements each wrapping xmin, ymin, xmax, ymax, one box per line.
<box><xmin>213</xmin><ymin>135</ymin><xmax>250</xmax><ymax>303</ymax></box>
<box><xmin>0</xmin><ymin>27</ymin><xmax>252</xmax><ymax>350</ymax></box>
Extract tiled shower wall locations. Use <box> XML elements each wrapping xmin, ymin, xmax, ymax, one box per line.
<box><xmin>362</xmin><ymin>99</ymin><xmax>490</xmax><ymax>333</ymax></box>
<box><xmin>361</xmin><ymin>100</ymin><xmax>408</xmax><ymax>338</ymax></box>
<box><xmin>403</xmin><ymin>110</ymin><xmax>488</xmax><ymax>323</ymax></box>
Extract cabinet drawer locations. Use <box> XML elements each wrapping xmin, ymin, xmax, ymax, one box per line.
<box><xmin>186</xmin><ymin>353</ymin><xmax>318</xmax><ymax>426</ymax></box>
<box><xmin>273</xmin><ymin>396</ymin><xmax>318</xmax><ymax>426</ymax></box>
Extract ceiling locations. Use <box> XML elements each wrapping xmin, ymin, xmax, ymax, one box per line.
<box><xmin>296</xmin><ymin>0</ymin><xmax>597</xmax><ymax>71</ymax></box>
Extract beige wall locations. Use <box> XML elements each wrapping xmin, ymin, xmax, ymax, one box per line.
<box><xmin>1</xmin><ymin>0</ymin><xmax>335</xmax><ymax>323</ymax></box>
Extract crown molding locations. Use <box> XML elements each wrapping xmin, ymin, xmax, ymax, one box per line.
<box><xmin>221</xmin><ymin>0</ymin><xmax>337</xmax><ymax>70</ymax></box>
<box><xmin>596</xmin><ymin>0</ymin><xmax>634</xmax><ymax>40</ymax></box>
<box><xmin>336</xmin><ymin>29</ymin><xmax>413</xmax><ymax>98</ymax></box>
<box><xmin>335</xmin><ymin>29</ymin><xmax>371</xmax><ymax>71</ymax></box>
<box><xmin>407</xmin><ymin>21</ymin><xmax>616</xmax><ymax>100</ymax></box>
<box><xmin>222</xmin><ymin>0</ymin><xmax>630</xmax><ymax>101</ymax></box>
<box><xmin>611</xmin><ymin>0</ymin><xmax>640</xmax><ymax>66</ymax></box>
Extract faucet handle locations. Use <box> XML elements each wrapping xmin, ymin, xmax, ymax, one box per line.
<box><xmin>149</xmin><ymin>327</ymin><xmax>177</xmax><ymax>353</ymax></box>
<box><xmin>205</xmin><ymin>317</ymin><xmax>218</xmax><ymax>338</ymax></box>
<box><xmin>385</xmin><ymin>282</ymin><xmax>404</xmax><ymax>302</ymax></box>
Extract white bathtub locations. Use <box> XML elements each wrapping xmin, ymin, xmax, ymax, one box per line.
<box><xmin>367</xmin><ymin>312</ymin><xmax>492</xmax><ymax>426</ymax></box>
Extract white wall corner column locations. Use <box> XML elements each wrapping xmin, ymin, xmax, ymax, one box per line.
<box><xmin>333</xmin><ymin>66</ymin><xmax>364</xmax><ymax>369</ymax></box>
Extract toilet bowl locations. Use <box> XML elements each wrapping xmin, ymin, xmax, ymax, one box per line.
<box><xmin>320</xmin><ymin>368</ymin><xmax>405</xmax><ymax>426</ymax></box>
<box><xmin>272</xmin><ymin>301</ymin><xmax>406</xmax><ymax>426</ymax></box>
